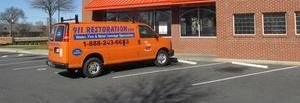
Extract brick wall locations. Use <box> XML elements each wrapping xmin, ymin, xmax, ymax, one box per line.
<box><xmin>82</xmin><ymin>0</ymin><xmax>93</xmax><ymax>21</ymax></box>
<box><xmin>216</xmin><ymin>0</ymin><xmax>300</xmax><ymax>61</ymax></box>
<box><xmin>82</xmin><ymin>0</ymin><xmax>300</xmax><ymax>61</ymax></box>
<box><xmin>0</xmin><ymin>37</ymin><xmax>12</xmax><ymax>44</ymax></box>
<box><xmin>171</xmin><ymin>24</ymin><xmax>217</xmax><ymax>55</ymax></box>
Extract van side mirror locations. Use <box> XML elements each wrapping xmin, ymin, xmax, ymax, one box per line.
<box><xmin>155</xmin><ymin>34</ymin><xmax>160</xmax><ymax>39</ymax></box>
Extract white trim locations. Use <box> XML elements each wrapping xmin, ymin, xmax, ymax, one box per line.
<box><xmin>233</xmin><ymin>13</ymin><xmax>256</xmax><ymax>36</ymax></box>
<box><xmin>180</xmin><ymin>36</ymin><xmax>217</xmax><ymax>39</ymax></box>
<box><xmin>262</xmin><ymin>12</ymin><xmax>288</xmax><ymax>36</ymax></box>
<box><xmin>262</xmin><ymin>34</ymin><xmax>287</xmax><ymax>36</ymax></box>
<box><xmin>179</xmin><ymin>26</ymin><xmax>217</xmax><ymax>39</ymax></box>
<box><xmin>161</xmin><ymin>36</ymin><xmax>172</xmax><ymax>38</ymax></box>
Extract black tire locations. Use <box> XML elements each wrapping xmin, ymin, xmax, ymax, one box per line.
<box><xmin>154</xmin><ymin>50</ymin><xmax>170</xmax><ymax>67</ymax></box>
<box><xmin>82</xmin><ymin>57</ymin><xmax>104</xmax><ymax>78</ymax></box>
<box><xmin>67</xmin><ymin>69</ymin><xmax>77</xmax><ymax>74</ymax></box>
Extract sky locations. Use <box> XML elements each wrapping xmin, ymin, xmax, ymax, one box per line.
<box><xmin>0</xmin><ymin>0</ymin><xmax>82</xmax><ymax>25</ymax></box>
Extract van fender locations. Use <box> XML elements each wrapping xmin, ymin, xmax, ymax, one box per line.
<box><xmin>82</xmin><ymin>53</ymin><xmax>104</xmax><ymax>67</ymax></box>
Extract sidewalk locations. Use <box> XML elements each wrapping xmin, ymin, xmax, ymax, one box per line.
<box><xmin>175</xmin><ymin>53</ymin><xmax>300</xmax><ymax>66</ymax></box>
<box><xmin>0</xmin><ymin>48</ymin><xmax>299</xmax><ymax>66</ymax></box>
<box><xmin>0</xmin><ymin>48</ymin><xmax>48</xmax><ymax>55</ymax></box>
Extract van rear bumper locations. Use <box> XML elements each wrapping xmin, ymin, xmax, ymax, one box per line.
<box><xmin>169</xmin><ymin>49</ymin><xmax>174</xmax><ymax>57</ymax></box>
<box><xmin>47</xmin><ymin>60</ymin><xmax>68</xmax><ymax>69</ymax></box>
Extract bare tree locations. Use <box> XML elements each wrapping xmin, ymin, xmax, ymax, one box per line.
<box><xmin>16</xmin><ymin>23</ymin><xmax>31</xmax><ymax>37</ymax></box>
<box><xmin>29</xmin><ymin>0</ymin><xmax>74</xmax><ymax>35</ymax></box>
<box><xmin>0</xmin><ymin>7</ymin><xmax>25</xmax><ymax>42</ymax></box>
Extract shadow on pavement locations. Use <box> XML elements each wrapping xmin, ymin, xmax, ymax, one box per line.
<box><xmin>57</xmin><ymin>58</ymin><xmax>178</xmax><ymax>79</ymax></box>
<box><xmin>57</xmin><ymin>71</ymin><xmax>85</xmax><ymax>79</ymax></box>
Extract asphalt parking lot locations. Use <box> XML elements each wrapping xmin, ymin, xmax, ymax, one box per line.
<box><xmin>0</xmin><ymin>52</ymin><xmax>300</xmax><ymax>103</ymax></box>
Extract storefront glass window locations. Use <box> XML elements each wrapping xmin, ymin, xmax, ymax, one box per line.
<box><xmin>106</xmin><ymin>12</ymin><xmax>132</xmax><ymax>21</ymax></box>
<box><xmin>137</xmin><ymin>11</ymin><xmax>155</xmax><ymax>28</ymax></box>
<box><xmin>105</xmin><ymin>9</ymin><xmax>172</xmax><ymax>36</ymax></box>
<box><xmin>137</xmin><ymin>10</ymin><xmax>172</xmax><ymax>36</ymax></box>
<box><xmin>154</xmin><ymin>10</ymin><xmax>172</xmax><ymax>36</ymax></box>
<box><xmin>180</xmin><ymin>6</ymin><xmax>216</xmax><ymax>37</ymax></box>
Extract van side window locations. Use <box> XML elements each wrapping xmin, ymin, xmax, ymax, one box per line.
<box><xmin>55</xmin><ymin>26</ymin><xmax>65</xmax><ymax>41</ymax></box>
<box><xmin>139</xmin><ymin>25</ymin><xmax>157</xmax><ymax>38</ymax></box>
<box><xmin>50</xmin><ymin>26</ymin><xmax>57</xmax><ymax>41</ymax></box>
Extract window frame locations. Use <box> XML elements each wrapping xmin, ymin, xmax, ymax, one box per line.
<box><xmin>138</xmin><ymin>25</ymin><xmax>158</xmax><ymax>38</ymax></box>
<box><xmin>233</xmin><ymin>13</ymin><xmax>256</xmax><ymax>36</ymax></box>
<box><xmin>262</xmin><ymin>12</ymin><xmax>287</xmax><ymax>35</ymax></box>
<box><xmin>54</xmin><ymin>25</ymin><xmax>65</xmax><ymax>42</ymax></box>
<box><xmin>153</xmin><ymin>9</ymin><xmax>172</xmax><ymax>37</ymax></box>
<box><xmin>179</xmin><ymin>7</ymin><xmax>217</xmax><ymax>39</ymax></box>
<box><xmin>295</xmin><ymin>12</ymin><xmax>300</xmax><ymax>35</ymax></box>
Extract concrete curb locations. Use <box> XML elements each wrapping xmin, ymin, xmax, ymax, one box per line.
<box><xmin>0</xmin><ymin>48</ymin><xmax>48</xmax><ymax>56</ymax></box>
<box><xmin>175</xmin><ymin>55</ymin><xmax>300</xmax><ymax>66</ymax></box>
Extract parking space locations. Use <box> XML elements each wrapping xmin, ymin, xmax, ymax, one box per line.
<box><xmin>0</xmin><ymin>52</ymin><xmax>299</xmax><ymax>103</ymax></box>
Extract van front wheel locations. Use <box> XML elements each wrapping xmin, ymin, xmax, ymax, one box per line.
<box><xmin>154</xmin><ymin>50</ymin><xmax>170</xmax><ymax>66</ymax></box>
<box><xmin>83</xmin><ymin>58</ymin><xmax>104</xmax><ymax>78</ymax></box>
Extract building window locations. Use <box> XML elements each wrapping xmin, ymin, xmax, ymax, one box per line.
<box><xmin>105</xmin><ymin>10</ymin><xmax>171</xmax><ymax>36</ymax></box>
<box><xmin>234</xmin><ymin>13</ymin><xmax>255</xmax><ymax>34</ymax></box>
<box><xmin>296</xmin><ymin>12</ymin><xmax>300</xmax><ymax>34</ymax></box>
<box><xmin>263</xmin><ymin>12</ymin><xmax>286</xmax><ymax>34</ymax></box>
<box><xmin>180</xmin><ymin>6</ymin><xmax>216</xmax><ymax>37</ymax></box>
<box><xmin>106</xmin><ymin>12</ymin><xmax>132</xmax><ymax>21</ymax></box>
<box><xmin>136</xmin><ymin>10</ymin><xmax>172</xmax><ymax>36</ymax></box>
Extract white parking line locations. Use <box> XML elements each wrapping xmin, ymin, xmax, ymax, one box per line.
<box><xmin>37</xmin><ymin>68</ymin><xmax>48</xmax><ymax>71</ymax></box>
<box><xmin>0</xmin><ymin>60</ymin><xmax>45</xmax><ymax>66</ymax></box>
<box><xmin>0</xmin><ymin>56</ymin><xmax>47</xmax><ymax>62</ymax></box>
<box><xmin>178</xmin><ymin>60</ymin><xmax>197</xmax><ymax>65</ymax></box>
<box><xmin>18</xmin><ymin>54</ymin><xmax>24</xmax><ymax>57</ymax></box>
<box><xmin>1</xmin><ymin>55</ymin><xmax>8</xmax><ymax>58</ymax></box>
<box><xmin>232</xmin><ymin>62</ymin><xmax>268</xmax><ymax>69</ymax></box>
<box><xmin>113</xmin><ymin>62</ymin><xmax>225</xmax><ymax>79</ymax></box>
<box><xmin>192</xmin><ymin>66</ymin><xmax>299</xmax><ymax>86</ymax></box>
<box><xmin>12</xmin><ymin>65</ymin><xmax>47</xmax><ymax>71</ymax></box>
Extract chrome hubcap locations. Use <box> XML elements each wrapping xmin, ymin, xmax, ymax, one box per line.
<box><xmin>88</xmin><ymin>62</ymin><xmax>101</xmax><ymax>75</ymax></box>
<box><xmin>157</xmin><ymin>53</ymin><xmax>167</xmax><ymax>64</ymax></box>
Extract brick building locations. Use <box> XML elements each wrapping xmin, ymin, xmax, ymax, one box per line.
<box><xmin>82</xmin><ymin>0</ymin><xmax>300</xmax><ymax>62</ymax></box>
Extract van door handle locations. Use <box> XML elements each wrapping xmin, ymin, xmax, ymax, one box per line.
<box><xmin>138</xmin><ymin>40</ymin><xmax>141</xmax><ymax>45</ymax></box>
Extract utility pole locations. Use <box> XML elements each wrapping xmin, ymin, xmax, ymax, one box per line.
<box><xmin>58</xmin><ymin>0</ymin><xmax>60</xmax><ymax>22</ymax></box>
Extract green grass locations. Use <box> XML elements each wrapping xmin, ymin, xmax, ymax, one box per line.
<box><xmin>1</xmin><ymin>45</ymin><xmax>48</xmax><ymax>50</ymax></box>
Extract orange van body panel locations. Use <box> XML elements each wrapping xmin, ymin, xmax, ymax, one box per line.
<box><xmin>48</xmin><ymin>21</ymin><xmax>173</xmax><ymax>69</ymax></box>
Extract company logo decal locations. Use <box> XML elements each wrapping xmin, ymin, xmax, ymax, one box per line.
<box><xmin>72</xmin><ymin>48</ymin><xmax>82</xmax><ymax>56</ymax></box>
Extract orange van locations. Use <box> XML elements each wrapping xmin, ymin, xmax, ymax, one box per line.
<box><xmin>48</xmin><ymin>20</ymin><xmax>174</xmax><ymax>78</ymax></box>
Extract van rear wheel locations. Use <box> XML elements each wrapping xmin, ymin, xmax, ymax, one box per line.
<box><xmin>154</xmin><ymin>50</ymin><xmax>170</xmax><ymax>66</ymax></box>
<box><xmin>83</xmin><ymin>57</ymin><xmax>104</xmax><ymax>78</ymax></box>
